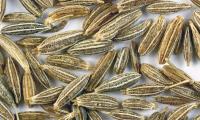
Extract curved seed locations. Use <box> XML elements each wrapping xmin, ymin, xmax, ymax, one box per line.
<box><xmin>46</xmin><ymin>54</ymin><xmax>93</xmax><ymax>70</ymax></box>
<box><xmin>0</xmin><ymin>0</ymin><xmax>5</xmax><ymax>21</ymax></box>
<box><xmin>4</xmin><ymin>57</ymin><xmax>21</xmax><ymax>104</ymax></box>
<box><xmin>3</xmin><ymin>12</ymin><xmax>37</xmax><ymax>23</ymax></box>
<box><xmin>130</xmin><ymin>41</ymin><xmax>141</xmax><ymax>73</ymax></box>
<box><xmin>0</xmin><ymin>101</ymin><xmax>14</xmax><ymax>120</ymax></box>
<box><xmin>76</xmin><ymin>93</ymin><xmax>120</xmax><ymax>111</ymax></box>
<box><xmin>86</xmin><ymin>50</ymin><xmax>116</xmax><ymax>92</ymax></box>
<box><xmin>113</xmin><ymin>47</ymin><xmax>129</xmax><ymax>74</ymax></box>
<box><xmin>114</xmin><ymin>19</ymin><xmax>152</xmax><ymax>41</ymax></box>
<box><xmin>56</xmin><ymin>0</ymin><xmax>104</xmax><ymax>6</ymax></box>
<box><xmin>54</xmin><ymin>75</ymin><xmax>90</xmax><ymax>110</ymax></box>
<box><xmin>148</xmin><ymin>108</ymin><xmax>168</xmax><ymax>120</ymax></box>
<box><xmin>41</xmin><ymin>64</ymin><xmax>77</xmax><ymax>84</ymax></box>
<box><xmin>35</xmin><ymin>0</ymin><xmax>54</xmax><ymax>8</ymax></box>
<box><xmin>158</xmin><ymin>16</ymin><xmax>184</xmax><ymax>64</ymax></box>
<box><xmin>16</xmin><ymin>36</ymin><xmax>46</xmax><ymax>47</ymax></box>
<box><xmin>29</xmin><ymin>86</ymin><xmax>64</xmax><ymax>105</ymax></box>
<box><xmin>67</xmin><ymin>39</ymin><xmax>114</xmax><ymax>56</ymax></box>
<box><xmin>88</xmin><ymin>111</ymin><xmax>103</xmax><ymax>120</ymax></box>
<box><xmin>1</xmin><ymin>23</ymin><xmax>50</xmax><ymax>35</ymax></box>
<box><xmin>138</xmin><ymin>15</ymin><xmax>166</xmax><ymax>55</ymax></box>
<box><xmin>95</xmin><ymin>72</ymin><xmax>141</xmax><ymax>93</ymax></box>
<box><xmin>18</xmin><ymin>111</ymin><xmax>50</xmax><ymax>120</ymax></box>
<box><xmin>122</xmin><ymin>98</ymin><xmax>157</xmax><ymax>110</ymax></box>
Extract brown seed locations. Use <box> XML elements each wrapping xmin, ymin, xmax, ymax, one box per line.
<box><xmin>130</xmin><ymin>41</ymin><xmax>141</xmax><ymax>73</ymax></box>
<box><xmin>158</xmin><ymin>16</ymin><xmax>184</xmax><ymax>64</ymax></box>
<box><xmin>18</xmin><ymin>111</ymin><xmax>50</xmax><ymax>120</ymax></box>
<box><xmin>56</xmin><ymin>0</ymin><xmax>104</xmax><ymax>6</ymax></box>
<box><xmin>148</xmin><ymin>108</ymin><xmax>168</xmax><ymax>120</ymax></box>
<box><xmin>192</xmin><ymin>10</ymin><xmax>200</xmax><ymax>30</ymax></box>
<box><xmin>88</xmin><ymin>111</ymin><xmax>103</xmax><ymax>120</ymax></box>
<box><xmin>16</xmin><ymin>36</ymin><xmax>46</xmax><ymax>47</ymax></box>
<box><xmin>0</xmin><ymin>0</ymin><xmax>5</xmax><ymax>21</ymax></box>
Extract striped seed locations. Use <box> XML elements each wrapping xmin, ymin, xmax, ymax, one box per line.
<box><xmin>191</xmin><ymin>0</ymin><xmax>200</xmax><ymax>8</ymax></box>
<box><xmin>41</xmin><ymin>64</ymin><xmax>77</xmax><ymax>84</ymax></box>
<box><xmin>138</xmin><ymin>15</ymin><xmax>166</xmax><ymax>55</ymax></box>
<box><xmin>113</xmin><ymin>47</ymin><xmax>129</xmax><ymax>74</ymax></box>
<box><xmin>22</xmin><ymin>73</ymin><xmax>36</xmax><ymax>105</ymax></box>
<box><xmin>16</xmin><ymin>36</ymin><xmax>46</xmax><ymax>47</ymax></box>
<box><xmin>0</xmin><ymin>100</ymin><xmax>14</xmax><ymax>120</ymax></box>
<box><xmin>86</xmin><ymin>50</ymin><xmax>116</xmax><ymax>92</ymax></box>
<box><xmin>95</xmin><ymin>72</ymin><xmax>141</xmax><ymax>93</ymax></box>
<box><xmin>0</xmin><ymin>0</ymin><xmax>5</xmax><ymax>21</ymax></box>
<box><xmin>130</xmin><ymin>41</ymin><xmax>141</xmax><ymax>73</ymax></box>
<box><xmin>191</xmin><ymin>81</ymin><xmax>200</xmax><ymax>92</ymax></box>
<box><xmin>35</xmin><ymin>0</ymin><xmax>54</xmax><ymax>8</ymax></box>
<box><xmin>192</xmin><ymin>10</ymin><xmax>200</xmax><ymax>29</ymax></box>
<box><xmin>67</xmin><ymin>39</ymin><xmax>114</xmax><ymax>56</ymax></box>
<box><xmin>72</xmin><ymin>106</ymin><xmax>87</xmax><ymax>120</ymax></box>
<box><xmin>76</xmin><ymin>93</ymin><xmax>120</xmax><ymax>111</ymax></box>
<box><xmin>3</xmin><ymin>12</ymin><xmax>37</xmax><ymax>23</ymax></box>
<box><xmin>183</xmin><ymin>26</ymin><xmax>193</xmax><ymax>66</ymax></box>
<box><xmin>46</xmin><ymin>54</ymin><xmax>93</xmax><ymax>70</ymax></box>
<box><xmin>43</xmin><ymin>20</ymin><xmax>68</xmax><ymax>33</ymax></box>
<box><xmin>88</xmin><ymin>111</ymin><xmax>103</xmax><ymax>120</ymax></box>
<box><xmin>18</xmin><ymin>111</ymin><xmax>50</xmax><ymax>120</ymax></box>
<box><xmin>29</xmin><ymin>86</ymin><xmax>64</xmax><ymax>105</ymax></box>
<box><xmin>141</xmin><ymin>63</ymin><xmax>174</xmax><ymax>86</ymax></box>
<box><xmin>122</xmin><ymin>98</ymin><xmax>157</xmax><ymax>110</ymax></box>
<box><xmin>167</xmin><ymin>103</ymin><xmax>198</xmax><ymax>120</ymax></box>
<box><xmin>4</xmin><ymin>57</ymin><xmax>21</xmax><ymax>104</ymax></box>
<box><xmin>33</xmin><ymin>30</ymin><xmax>85</xmax><ymax>54</ymax></box>
<box><xmin>174</xmin><ymin>24</ymin><xmax>184</xmax><ymax>55</ymax></box>
<box><xmin>158</xmin><ymin>16</ymin><xmax>184</xmax><ymax>64</ymax></box>
<box><xmin>148</xmin><ymin>108</ymin><xmax>168</xmax><ymax>120</ymax></box>
<box><xmin>154</xmin><ymin>95</ymin><xmax>192</xmax><ymax>106</ymax></box>
<box><xmin>146</xmin><ymin>1</ymin><xmax>192</xmax><ymax>14</ymax></box>
<box><xmin>114</xmin><ymin>19</ymin><xmax>152</xmax><ymax>41</ymax></box>
<box><xmin>108</xmin><ymin>109</ymin><xmax>145</xmax><ymax>120</ymax></box>
<box><xmin>189</xmin><ymin>20</ymin><xmax>200</xmax><ymax>59</ymax></box>
<box><xmin>54</xmin><ymin>75</ymin><xmax>90</xmax><ymax>110</ymax></box>
<box><xmin>1</xmin><ymin>22</ymin><xmax>50</xmax><ymax>35</ymax></box>
<box><xmin>19</xmin><ymin>0</ymin><xmax>43</xmax><ymax>17</ymax></box>
<box><xmin>25</xmin><ymin>50</ymin><xmax>50</xmax><ymax>89</ymax></box>
<box><xmin>58</xmin><ymin>112</ymin><xmax>76</xmax><ymax>120</ymax></box>
<box><xmin>56</xmin><ymin>0</ymin><xmax>104</xmax><ymax>6</ymax></box>
<box><xmin>94</xmin><ymin>9</ymin><xmax>142</xmax><ymax>40</ymax></box>
<box><xmin>0</xmin><ymin>34</ymin><xmax>30</xmax><ymax>73</ymax></box>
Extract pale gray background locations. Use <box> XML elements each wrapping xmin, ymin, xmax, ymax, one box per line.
<box><xmin>4</xmin><ymin>0</ymin><xmax>200</xmax><ymax>119</ymax></box>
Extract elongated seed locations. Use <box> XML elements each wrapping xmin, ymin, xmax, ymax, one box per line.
<box><xmin>0</xmin><ymin>0</ymin><xmax>5</xmax><ymax>21</ymax></box>
<box><xmin>122</xmin><ymin>98</ymin><xmax>157</xmax><ymax>110</ymax></box>
<box><xmin>43</xmin><ymin>20</ymin><xmax>68</xmax><ymax>33</ymax></box>
<box><xmin>0</xmin><ymin>100</ymin><xmax>14</xmax><ymax>120</ymax></box>
<box><xmin>158</xmin><ymin>16</ymin><xmax>184</xmax><ymax>64</ymax></box>
<box><xmin>58</xmin><ymin>112</ymin><xmax>76</xmax><ymax>120</ymax></box>
<box><xmin>191</xmin><ymin>81</ymin><xmax>200</xmax><ymax>92</ymax></box>
<box><xmin>34</xmin><ymin>30</ymin><xmax>85</xmax><ymax>54</ymax></box>
<box><xmin>76</xmin><ymin>93</ymin><xmax>120</xmax><ymax>111</ymax></box>
<box><xmin>192</xmin><ymin>10</ymin><xmax>200</xmax><ymax>29</ymax></box>
<box><xmin>138</xmin><ymin>15</ymin><xmax>166</xmax><ymax>55</ymax></box>
<box><xmin>29</xmin><ymin>86</ymin><xmax>64</xmax><ymax>105</ymax></box>
<box><xmin>113</xmin><ymin>47</ymin><xmax>129</xmax><ymax>74</ymax></box>
<box><xmin>67</xmin><ymin>39</ymin><xmax>114</xmax><ymax>56</ymax></box>
<box><xmin>114</xmin><ymin>19</ymin><xmax>152</xmax><ymax>41</ymax></box>
<box><xmin>4</xmin><ymin>57</ymin><xmax>21</xmax><ymax>104</ymax></box>
<box><xmin>88</xmin><ymin>111</ymin><xmax>103</xmax><ymax>120</ymax></box>
<box><xmin>35</xmin><ymin>0</ymin><xmax>54</xmax><ymax>8</ymax></box>
<box><xmin>146</xmin><ymin>1</ymin><xmax>191</xmax><ymax>14</ymax></box>
<box><xmin>41</xmin><ymin>64</ymin><xmax>77</xmax><ymax>83</ymax></box>
<box><xmin>41</xmin><ymin>104</ymin><xmax>69</xmax><ymax>117</ymax></box>
<box><xmin>148</xmin><ymin>108</ymin><xmax>168</xmax><ymax>120</ymax></box>
<box><xmin>130</xmin><ymin>41</ymin><xmax>141</xmax><ymax>73</ymax></box>
<box><xmin>46</xmin><ymin>54</ymin><xmax>93</xmax><ymax>70</ymax></box>
<box><xmin>25</xmin><ymin>50</ymin><xmax>50</xmax><ymax>88</ymax></box>
<box><xmin>16</xmin><ymin>36</ymin><xmax>46</xmax><ymax>47</ymax></box>
<box><xmin>54</xmin><ymin>75</ymin><xmax>89</xmax><ymax>110</ymax></box>
<box><xmin>56</xmin><ymin>0</ymin><xmax>104</xmax><ymax>6</ymax></box>
<box><xmin>72</xmin><ymin>106</ymin><xmax>87</xmax><ymax>120</ymax></box>
<box><xmin>95</xmin><ymin>72</ymin><xmax>141</xmax><ymax>93</ymax></box>
<box><xmin>18</xmin><ymin>111</ymin><xmax>50</xmax><ymax>120</ymax></box>
<box><xmin>86</xmin><ymin>51</ymin><xmax>116</xmax><ymax>92</ymax></box>
<box><xmin>3</xmin><ymin>12</ymin><xmax>37</xmax><ymax>23</ymax></box>
<box><xmin>191</xmin><ymin>0</ymin><xmax>200</xmax><ymax>8</ymax></box>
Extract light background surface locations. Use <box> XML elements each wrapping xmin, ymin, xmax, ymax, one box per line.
<box><xmin>4</xmin><ymin>0</ymin><xmax>200</xmax><ymax>119</ymax></box>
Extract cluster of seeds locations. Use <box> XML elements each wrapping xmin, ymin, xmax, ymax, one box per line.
<box><xmin>0</xmin><ymin>0</ymin><xmax>200</xmax><ymax>120</ymax></box>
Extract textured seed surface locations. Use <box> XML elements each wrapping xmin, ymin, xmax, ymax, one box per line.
<box><xmin>3</xmin><ymin>12</ymin><xmax>37</xmax><ymax>23</ymax></box>
<box><xmin>191</xmin><ymin>0</ymin><xmax>200</xmax><ymax>8</ymax></box>
<box><xmin>88</xmin><ymin>111</ymin><xmax>103</xmax><ymax>120</ymax></box>
<box><xmin>35</xmin><ymin>0</ymin><xmax>54</xmax><ymax>8</ymax></box>
<box><xmin>54</xmin><ymin>75</ymin><xmax>89</xmax><ymax>110</ymax></box>
<box><xmin>95</xmin><ymin>72</ymin><xmax>141</xmax><ymax>93</ymax></box>
<box><xmin>46</xmin><ymin>54</ymin><xmax>93</xmax><ymax>70</ymax></box>
<box><xmin>56</xmin><ymin>0</ymin><xmax>104</xmax><ymax>6</ymax></box>
<box><xmin>130</xmin><ymin>41</ymin><xmax>141</xmax><ymax>73</ymax></box>
<box><xmin>58</xmin><ymin>112</ymin><xmax>76</xmax><ymax>120</ymax></box>
<box><xmin>114</xmin><ymin>19</ymin><xmax>152</xmax><ymax>41</ymax></box>
<box><xmin>18</xmin><ymin>111</ymin><xmax>50</xmax><ymax>120</ymax></box>
<box><xmin>43</xmin><ymin>20</ymin><xmax>68</xmax><ymax>33</ymax></box>
<box><xmin>67</xmin><ymin>39</ymin><xmax>114</xmax><ymax>56</ymax></box>
<box><xmin>1</xmin><ymin>22</ymin><xmax>50</xmax><ymax>35</ymax></box>
<box><xmin>16</xmin><ymin>36</ymin><xmax>46</xmax><ymax>47</ymax></box>
<box><xmin>192</xmin><ymin>10</ymin><xmax>200</xmax><ymax>29</ymax></box>
<box><xmin>122</xmin><ymin>98</ymin><xmax>157</xmax><ymax>110</ymax></box>
<box><xmin>73</xmin><ymin>106</ymin><xmax>87</xmax><ymax>120</ymax></box>
<box><xmin>138</xmin><ymin>15</ymin><xmax>166</xmax><ymax>55</ymax></box>
<box><xmin>0</xmin><ymin>101</ymin><xmax>14</xmax><ymax>120</ymax></box>
<box><xmin>146</xmin><ymin>1</ymin><xmax>192</xmax><ymax>14</ymax></box>
<box><xmin>148</xmin><ymin>108</ymin><xmax>168</xmax><ymax>120</ymax></box>
<box><xmin>0</xmin><ymin>0</ymin><xmax>5</xmax><ymax>21</ymax></box>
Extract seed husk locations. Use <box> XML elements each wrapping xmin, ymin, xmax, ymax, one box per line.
<box><xmin>1</xmin><ymin>22</ymin><xmax>50</xmax><ymax>35</ymax></box>
<box><xmin>72</xmin><ymin>106</ymin><xmax>88</xmax><ymax>120</ymax></box>
<box><xmin>25</xmin><ymin>50</ymin><xmax>50</xmax><ymax>89</ymax></box>
<box><xmin>130</xmin><ymin>41</ymin><xmax>141</xmax><ymax>73</ymax></box>
<box><xmin>146</xmin><ymin>1</ymin><xmax>192</xmax><ymax>14</ymax></box>
<box><xmin>88</xmin><ymin>111</ymin><xmax>103</xmax><ymax>120</ymax></box>
<box><xmin>35</xmin><ymin>0</ymin><xmax>54</xmax><ymax>8</ymax></box>
<box><xmin>0</xmin><ymin>100</ymin><xmax>14</xmax><ymax>120</ymax></box>
<box><xmin>33</xmin><ymin>30</ymin><xmax>85</xmax><ymax>54</ymax></box>
<box><xmin>19</xmin><ymin>0</ymin><xmax>43</xmax><ymax>17</ymax></box>
<box><xmin>122</xmin><ymin>98</ymin><xmax>157</xmax><ymax>110</ymax></box>
<box><xmin>4</xmin><ymin>57</ymin><xmax>21</xmax><ymax>104</ymax></box>
<box><xmin>46</xmin><ymin>54</ymin><xmax>93</xmax><ymax>70</ymax></box>
<box><xmin>148</xmin><ymin>108</ymin><xmax>168</xmax><ymax>120</ymax></box>
<box><xmin>75</xmin><ymin>93</ymin><xmax>120</xmax><ymax>111</ymax></box>
<box><xmin>41</xmin><ymin>64</ymin><xmax>77</xmax><ymax>84</ymax></box>
<box><xmin>3</xmin><ymin>12</ymin><xmax>37</xmax><ymax>23</ymax></box>
<box><xmin>67</xmin><ymin>39</ymin><xmax>114</xmax><ymax>56</ymax></box>
<box><xmin>191</xmin><ymin>0</ymin><xmax>200</xmax><ymax>8</ymax></box>
<box><xmin>0</xmin><ymin>0</ymin><xmax>5</xmax><ymax>21</ymax></box>
<box><xmin>29</xmin><ymin>86</ymin><xmax>64</xmax><ymax>105</ymax></box>
<box><xmin>192</xmin><ymin>10</ymin><xmax>200</xmax><ymax>29</ymax></box>
<box><xmin>18</xmin><ymin>111</ymin><xmax>50</xmax><ymax>120</ymax></box>
<box><xmin>16</xmin><ymin>36</ymin><xmax>46</xmax><ymax>47</ymax></box>
<box><xmin>54</xmin><ymin>75</ymin><xmax>89</xmax><ymax>110</ymax></box>
<box><xmin>114</xmin><ymin>19</ymin><xmax>152</xmax><ymax>41</ymax></box>
<box><xmin>86</xmin><ymin>50</ymin><xmax>116</xmax><ymax>92</ymax></box>
<box><xmin>95</xmin><ymin>72</ymin><xmax>141</xmax><ymax>93</ymax></box>
<box><xmin>138</xmin><ymin>15</ymin><xmax>166</xmax><ymax>55</ymax></box>
<box><xmin>56</xmin><ymin>0</ymin><xmax>104</xmax><ymax>6</ymax></box>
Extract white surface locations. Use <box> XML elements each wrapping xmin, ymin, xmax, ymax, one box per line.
<box><xmin>4</xmin><ymin>0</ymin><xmax>200</xmax><ymax>119</ymax></box>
